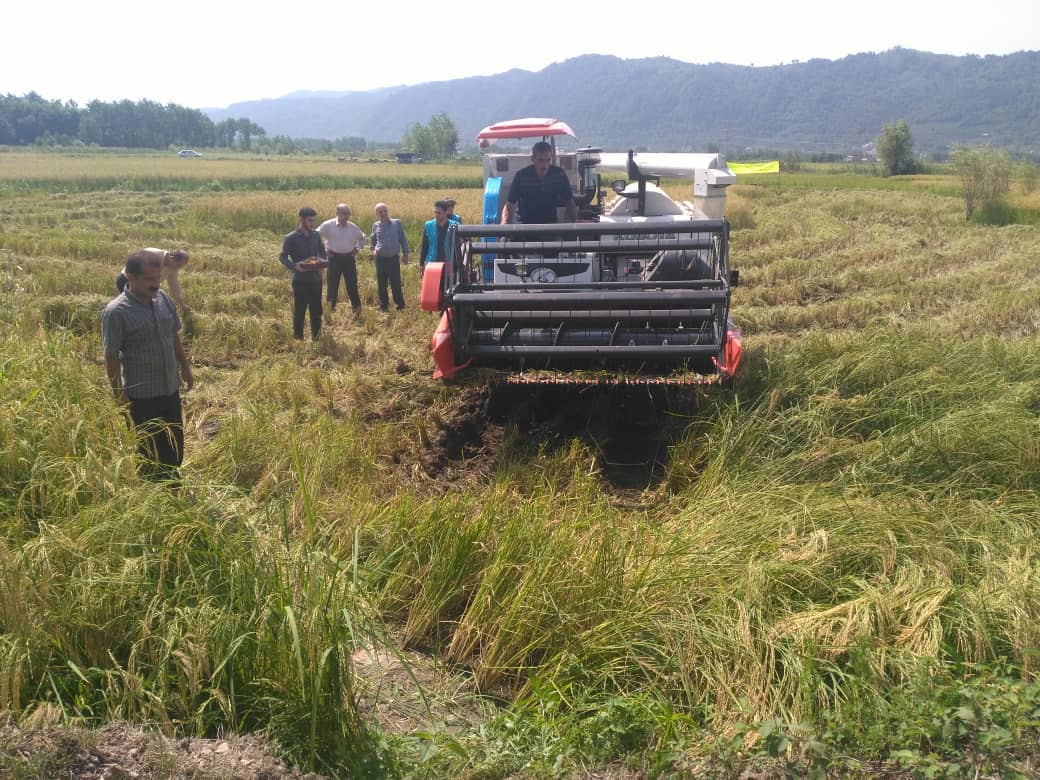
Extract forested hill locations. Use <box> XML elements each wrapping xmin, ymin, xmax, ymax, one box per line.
<box><xmin>207</xmin><ymin>48</ymin><xmax>1040</xmax><ymax>155</ymax></box>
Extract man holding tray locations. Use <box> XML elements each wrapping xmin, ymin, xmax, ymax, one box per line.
<box><xmin>279</xmin><ymin>206</ymin><xmax>327</xmax><ymax>340</ymax></box>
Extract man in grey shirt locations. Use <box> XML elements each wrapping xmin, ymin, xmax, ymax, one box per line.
<box><xmin>370</xmin><ymin>202</ymin><xmax>410</xmax><ymax>310</ymax></box>
<box><xmin>102</xmin><ymin>250</ymin><xmax>194</xmax><ymax>481</ymax></box>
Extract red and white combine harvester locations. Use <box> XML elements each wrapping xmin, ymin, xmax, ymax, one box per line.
<box><xmin>421</xmin><ymin>118</ymin><xmax>743</xmax><ymax>385</ymax></box>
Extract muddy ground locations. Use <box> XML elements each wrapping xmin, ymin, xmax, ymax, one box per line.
<box><xmin>420</xmin><ymin>383</ymin><xmax>710</xmax><ymax>492</ymax></box>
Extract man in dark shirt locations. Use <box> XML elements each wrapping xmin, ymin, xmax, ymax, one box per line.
<box><xmin>279</xmin><ymin>206</ymin><xmax>327</xmax><ymax>340</ymax></box>
<box><xmin>502</xmin><ymin>141</ymin><xmax>578</xmax><ymax>225</ymax></box>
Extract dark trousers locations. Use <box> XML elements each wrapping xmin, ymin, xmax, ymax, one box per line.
<box><xmin>375</xmin><ymin>254</ymin><xmax>405</xmax><ymax>309</ymax></box>
<box><xmin>292</xmin><ymin>279</ymin><xmax>323</xmax><ymax>339</ymax></box>
<box><xmin>327</xmin><ymin>251</ymin><xmax>361</xmax><ymax>310</ymax></box>
<box><xmin>128</xmin><ymin>391</ymin><xmax>184</xmax><ymax>482</ymax></box>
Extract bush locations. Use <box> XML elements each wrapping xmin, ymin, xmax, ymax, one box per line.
<box><xmin>973</xmin><ymin>198</ymin><xmax>1017</xmax><ymax>225</ymax></box>
<box><xmin>953</xmin><ymin>144</ymin><xmax>1012</xmax><ymax>219</ymax></box>
<box><xmin>733</xmin><ymin>659</ymin><xmax>1040</xmax><ymax>778</ymax></box>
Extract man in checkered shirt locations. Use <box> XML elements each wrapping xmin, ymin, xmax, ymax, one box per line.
<box><xmin>102</xmin><ymin>250</ymin><xmax>195</xmax><ymax>482</ymax></box>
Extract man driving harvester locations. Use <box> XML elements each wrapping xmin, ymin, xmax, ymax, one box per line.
<box><xmin>501</xmin><ymin>141</ymin><xmax>578</xmax><ymax>225</ymax></box>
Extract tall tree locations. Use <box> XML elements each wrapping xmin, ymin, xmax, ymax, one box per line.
<box><xmin>0</xmin><ymin>93</ymin><xmax>80</xmax><ymax>145</ymax></box>
<box><xmin>401</xmin><ymin>121</ymin><xmax>433</xmax><ymax>158</ymax></box>
<box><xmin>235</xmin><ymin>118</ymin><xmax>265</xmax><ymax>150</ymax></box>
<box><xmin>401</xmin><ymin>113</ymin><xmax>458</xmax><ymax>160</ymax></box>
<box><xmin>427</xmin><ymin>112</ymin><xmax>459</xmax><ymax>159</ymax></box>
<box><xmin>876</xmin><ymin>120</ymin><xmax>918</xmax><ymax>176</ymax></box>
<box><xmin>214</xmin><ymin>118</ymin><xmax>238</xmax><ymax>148</ymax></box>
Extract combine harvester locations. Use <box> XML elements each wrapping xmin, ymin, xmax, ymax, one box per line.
<box><xmin>421</xmin><ymin>118</ymin><xmax>743</xmax><ymax>385</ymax></box>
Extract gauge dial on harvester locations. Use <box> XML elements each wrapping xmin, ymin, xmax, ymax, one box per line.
<box><xmin>529</xmin><ymin>267</ymin><xmax>558</xmax><ymax>283</ymax></box>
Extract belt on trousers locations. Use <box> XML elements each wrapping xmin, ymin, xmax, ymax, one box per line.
<box><xmin>129</xmin><ymin>390</ymin><xmax>180</xmax><ymax>402</ymax></box>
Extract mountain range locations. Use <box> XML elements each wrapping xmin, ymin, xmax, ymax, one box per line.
<box><xmin>205</xmin><ymin>48</ymin><xmax>1040</xmax><ymax>155</ymax></box>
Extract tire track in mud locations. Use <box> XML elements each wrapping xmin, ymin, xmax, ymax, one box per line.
<box><xmin>421</xmin><ymin>384</ymin><xmax>706</xmax><ymax>491</ymax></box>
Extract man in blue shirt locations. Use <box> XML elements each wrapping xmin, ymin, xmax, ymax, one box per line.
<box><xmin>502</xmin><ymin>141</ymin><xmax>578</xmax><ymax>225</ymax></box>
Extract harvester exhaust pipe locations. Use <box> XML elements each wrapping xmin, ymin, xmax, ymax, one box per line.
<box><xmin>627</xmin><ymin>150</ymin><xmax>648</xmax><ymax>217</ymax></box>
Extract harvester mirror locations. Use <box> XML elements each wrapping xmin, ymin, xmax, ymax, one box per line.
<box><xmin>610</xmin><ymin>179</ymin><xmax>627</xmax><ymax>194</ymax></box>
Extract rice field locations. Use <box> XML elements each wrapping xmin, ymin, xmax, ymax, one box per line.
<box><xmin>0</xmin><ymin>149</ymin><xmax>482</xmax><ymax>193</ymax></box>
<box><xmin>2</xmin><ymin>152</ymin><xmax>1040</xmax><ymax>777</ymax></box>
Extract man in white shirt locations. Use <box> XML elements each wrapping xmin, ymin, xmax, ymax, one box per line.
<box><xmin>317</xmin><ymin>203</ymin><xmax>366</xmax><ymax>313</ymax></box>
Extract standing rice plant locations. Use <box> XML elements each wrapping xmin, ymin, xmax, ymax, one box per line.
<box><xmin>1</xmin><ymin>482</ymin><xmax>387</xmax><ymax>773</ymax></box>
<box><xmin>0</xmin><ymin>326</ymin><xmax>397</xmax><ymax>773</ymax></box>
<box><xmin>0</xmin><ymin>330</ymin><xmax>135</xmax><ymax>520</ymax></box>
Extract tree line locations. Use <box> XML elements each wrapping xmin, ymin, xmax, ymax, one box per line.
<box><xmin>0</xmin><ymin>93</ymin><xmax>453</xmax><ymax>157</ymax></box>
<box><xmin>0</xmin><ymin>93</ymin><xmax>265</xmax><ymax>150</ymax></box>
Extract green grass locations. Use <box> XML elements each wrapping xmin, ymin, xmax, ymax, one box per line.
<box><xmin>2</xmin><ymin>154</ymin><xmax>1040</xmax><ymax>776</ymax></box>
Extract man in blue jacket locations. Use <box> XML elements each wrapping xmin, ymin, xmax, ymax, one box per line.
<box><xmin>443</xmin><ymin>196</ymin><xmax>461</xmax><ymax>224</ymax></box>
<box><xmin>420</xmin><ymin>199</ymin><xmax>452</xmax><ymax>273</ymax></box>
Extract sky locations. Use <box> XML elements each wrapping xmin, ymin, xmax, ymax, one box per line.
<box><xmin>3</xmin><ymin>0</ymin><xmax>1037</xmax><ymax>109</ymax></box>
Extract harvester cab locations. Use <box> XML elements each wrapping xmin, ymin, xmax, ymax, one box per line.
<box><xmin>421</xmin><ymin>118</ymin><xmax>743</xmax><ymax>385</ymax></box>
<box><xmin>477</xmin><ymin>118</ymin><xmax>604</xmax><ymax>227</ymax></box>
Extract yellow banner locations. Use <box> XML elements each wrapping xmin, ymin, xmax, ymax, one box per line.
<box><xmin>729</xmin><ymin>161</ymin><xmax>780</xmax><ymax>174</ymax></box>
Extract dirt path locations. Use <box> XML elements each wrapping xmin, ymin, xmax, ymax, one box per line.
<box><xmin>0</xmin><ymin>718</ymin><xmax>323</xmax><ymax>779</ymax></box>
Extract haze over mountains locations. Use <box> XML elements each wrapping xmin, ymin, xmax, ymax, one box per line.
<box><xmin>205</xmin><ymin>48</ymin><xmax>1040</xmax><ymax>156</ymax></box>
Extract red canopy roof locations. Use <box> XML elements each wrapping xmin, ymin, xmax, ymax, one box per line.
<box><xmin>476</xmin><ymin>118</ymin><xmax>576</xmax><ymax>143</ymax></box>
